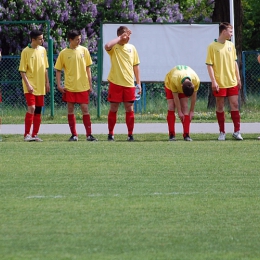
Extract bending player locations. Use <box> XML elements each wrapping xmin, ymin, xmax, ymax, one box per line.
<box><xmin>164</xmin><ymin>65</ymin><xmax>200</xmax><ymax>141</ymax></box>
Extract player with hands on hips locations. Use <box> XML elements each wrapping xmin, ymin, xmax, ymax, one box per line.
<box><xmin>164</xmin><ymin>65</ymin><xmax>200</xmax><ymax>141</ymax></box>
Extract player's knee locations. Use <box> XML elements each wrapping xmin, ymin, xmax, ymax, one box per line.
<box><xmin>34</xmin><ymin>106</ymin><xmax>42</xmax><ymax>115</ymax></box>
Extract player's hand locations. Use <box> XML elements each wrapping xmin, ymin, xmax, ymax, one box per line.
<box><xmin>136</xmin><ymin>84</ymin><xmax>142</xmax><ymax>94</ymax></box>
<box><xmin>57</xmin><ymin>85</ymin><xmax>65</xmax><ymax>93</ymax></box>
<box><xmin>120</xmin><ymin>30</ymin><xmax>131</xmax><ymax>40</ymax></box>
<box><xmin>45</xmin><ymin>82</ymin><xmax>50</xmax><ymax>93</ymax></box>
<box><xmin>178</xmin><ymin>111</ymin><xmax>184</xmax><ymax>122</ymax></box>
<box><xmin>27</xmin><ymin>84</ymin><xmax>34</xmax><ymax>93</ymax></box>
<box><xmin>189</xmin><ymin>111</ymin><xmax>194</xmax><ymax>121</ymax></box>
<box><xmin>211</xmin><ymin>81</ymin><xmax>219</xmax><ymax>92</ymax></box>
<box><xmin>237</xmin><ymin>79</ymin><xmax>242</xmax><ymax>90</ymax></box>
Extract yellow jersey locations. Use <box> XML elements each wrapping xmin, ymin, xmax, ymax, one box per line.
<box><xmin>106</xmin><ymin>43</ymin><xmax>140</xmax><ymax>87</ymax></box>
<box><xmin>165</xmin><ymin>65</ymin><xmax>200</xmax><ymax>93</ymax></box>
<box><xmin>55</xmin><ymin>46</ymin><xmax>92</xmax><ymax>92</ymax></box>
<box><xmin>206</xmin><ymin>40</ymin><xmax>237</xmax><ymax>88</ymax></box>
<box><xmin>19</xmin><ymin>45</ymin><xmax>49</xmax><ymax>95</ymax></box>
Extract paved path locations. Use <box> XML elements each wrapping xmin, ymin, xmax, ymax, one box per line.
<box><xmin>1</xmin><ymin>123</ymin><xmax>260</xmax><ymax>134</ymax></box>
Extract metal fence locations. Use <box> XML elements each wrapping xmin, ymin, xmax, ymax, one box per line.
<box><xmin>242</xmin><ymin>51</ymin><xmax>260</xmax><ymax>97</ymax></box>
<box><xmin>0</xmin><ymin>51</ymin><xmax>259</xmax><ymax>116</ymax></box>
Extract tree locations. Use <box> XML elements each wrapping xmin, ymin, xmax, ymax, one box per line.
<box><xmin>242</xmin><ymin>0</ymin><xmax>260</xmax><ymax>50</ymax></box>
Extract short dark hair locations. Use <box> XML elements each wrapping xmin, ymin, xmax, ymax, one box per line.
<box><xmin>67</xmin><ymin>30</ymin><xmax>81</xmax><ymax>40</ymax></box>
<box><xmin>117</xmin><ymin>26</ymin><xmax>128</xmax><ymax>36</ymax></box>
<box><xmin>182</xmin><ymin>81</ymin><xmax>194</xmax><ymax>97</ymax></box>
<box><xmin>30</xmin><ymin>29</ymin><xmax>43</xmax><ymax>40</ymax></box>
<box><xmin>219</xmin><ymin>22</ymin><xmax>232</xmax><ymax>34</ymax></box>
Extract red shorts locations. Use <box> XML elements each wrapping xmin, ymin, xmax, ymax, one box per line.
<box><xmin>213</xmin><ymin>86</ymin><xmax>239</xmax><ymax>97</ymax></box>
<box><xmin>108</xmin><ymin>82</ymin><xmax>135</xmax><ymax>102</ymax></box>
<box><xmin>62</xmin><ymin>90</ymin><xmax>89</xmax><ymax>104</ymax></box>
<box><xmin>165</xmin><ymin>87</ymin><xmax>187</xmax><ymax>99</ymax></box>
<box><xmin>25</xmin><ymin>94</ymin><xmax>44</xmax><ymax>106</ymax></box>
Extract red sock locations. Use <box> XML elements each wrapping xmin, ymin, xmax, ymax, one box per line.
<box><xmin>32</xmin><ymin>113</ymin><xmax>41</xmax><ymax>137</ymax></box>
<box><xmin>24</xmin><ymin>112</ymin><xmax>34</xmax><ymax>137</ymax></box>
<box><xmin>231</xmin><ymin>110</ymin><xmax>240</xmax><ymax>132</ymax></box>
<box><xmin>108</xmin><ymin>110</ymin><xmax>117</xmax><ymax>135</ymax></box>
<box><xmin>68</xmin><ymin>114</ymin><xmax>77</xmax><ymax>136</ymax></box>
<box><xmin>83</xmin><ymin>114</ymin><xmax>91</xmax><ymax>136</ymax></box>
<box><xmin>216</xmin><ymin>111</ymin><xmax>225</xmax><ymax>133</ymax></box>
<box><xmin>126</xmin><ymin>111</ymin><xmax>134</xmax><ymax>136</ymax></box>
<box><xmin>182</xmin><ymin>115</ymin><xmax>190</xmax><ymax>137</ymax></box>
<box><xmin>167</xmin><ymin>110</ymin><xmax>176</xmax><ymax>136</ymax></box>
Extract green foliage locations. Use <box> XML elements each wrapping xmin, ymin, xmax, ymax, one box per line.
<box><xmin>0</xmin><ymin>0</ymin><xmax>214</xmax><ymax>54</ymax></box>
<box><xmin>242</xmin><ymin>0</ymin><xmax>260</xmax><ymax>50</ymax></box>
<box><xmin>179</xmin><ymin>0</ymin><xmax>214</xmax><ymax>22</ymax></box>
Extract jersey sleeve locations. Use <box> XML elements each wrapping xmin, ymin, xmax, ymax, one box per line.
<box><xmin>19</xmin><ymin>50</ymin><xmax>27</xmax><ymax>72</ymax></box>
<box><xmin>85</xmin><ymin>48</ymin><xmax>93</xmax><ymax>67</ymax></box>
<box><xmin>205</xmin><ymin>44</ymin><xmax>214</xmax><ymax>65</ymax></box>
<box><xmin>133</xmin><ymin>46</ymin><xmax>140</xmax><ymax>66</ymax></box>
<box><xmin>54</xmin><ymin>52</ymin><xmax>63</xmax><ymax>70</ymax></box>
<box><xmin>44</xmin><ymin>49</ymin><xmax>49</xmax><ymax>69</ymax></box>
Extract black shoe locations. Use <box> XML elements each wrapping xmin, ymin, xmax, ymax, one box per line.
<box><xmin>169</xmin><ymin>135</ymin><xmax>176</xmax><ymax>141</ymax></box>
<box><xmin>184</xmin><ymin>135</ymin><xmax>192</xmax><ymax>141</ymax></box>
<box><xmin>69</xmin><ymin>135</ymin><xmax>78</xmax><ymax>141</ymax></box>
<box><xmin>87</xmin><ymin>135</ymin><xmax>98</xmax><ymax>141</ymax></box>
<box><xmin>127</xmin><ymin>135</ymin><xmax>134</xmax><ymax>141</ymax></box>
<box><xmin>108</xmin><ymin>134</ymin><xmax>114</xmax><ymax>141</ymax></box>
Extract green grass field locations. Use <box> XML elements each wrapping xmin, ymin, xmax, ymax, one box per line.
<box><xmin>1</xmin><ymin>134</ymin><xmax>260</xmax><ymax>259</ymax></box>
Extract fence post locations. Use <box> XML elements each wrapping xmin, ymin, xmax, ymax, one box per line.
<box><xmin>48</xmin><ymin>39</ymin><xmax>54</xmax><ymax>117</ymax></box>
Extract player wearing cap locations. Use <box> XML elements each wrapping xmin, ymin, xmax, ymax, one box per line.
<box><xmin>164</xmin><ymin>65</ymin><xmax>200</xmax><ymax>141</ymax></box>
<box><xmin>104</xmin><ymin>25</ymin><xmax>141</xmax><ymax>142</ymax></box>
<box><xmin>19</xmin><ymin>29</ymin><xmax>50</xmax><ymax>142</ymax></box>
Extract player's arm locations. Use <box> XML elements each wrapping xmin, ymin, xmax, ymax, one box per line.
<box><xmin>104</xmin><ymin>30</ymin><xmax>131</xmax><ymax>51</ymax></box>
<box><xmin>173</xmin><ymin>92</ymin><xmax>184</xmax><ymax>121</ymax></box>
<box><xmin>133</xmin><ymin>64</ymin><xmax>141</xmax><ymax>93</ymax></box>
<box><xmin>45</xmin><ymin>69</ymin><xmax>50</xmax><ymax>93</ymax></box>
<box><xmin>235</xmin><ymin>61</ymin><xmax>242</xmax><ymax>89</ymax></box>
<box><xmin>20</xmin><ymin>72</ymin><xmax>33</xmax><ymax>93</ymax></box>
<box><xmin>55</xmin><ymin>70</ymin><xmax>65</xmax><ymax>93</ymax></box>
<box><xmin>86</xmin><ymin>66</ymin><xmax>93</xmax><ymax>92</ymax></box>
<box><xmin>206</xmin><ymin>64</ymin><xmax>219</xmax><ymax>92</ymax></box>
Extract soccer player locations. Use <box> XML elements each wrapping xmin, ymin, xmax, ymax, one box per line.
<box><xmin>55</xmin><ymin>30</ymin><xmax>97</xmax><ymax>141</ymax></box>
<box><xmin>104</xmin><ymin>26</ymin><xmax>141</xmax><ymax>141</ymax></box>
<box><xmin>164</xmin><ymin>65</ymin><xmax>200</xmax><ymax>141</ymax></box>
<box><xmin>206</xmin><ymin>22</ymin><xmax>243</xmax><ymax>141</ymax></box>
<box><xmin>19</xmin><ymin>29</ymin><xmax>50</xmax><ymax>142</ymax></box>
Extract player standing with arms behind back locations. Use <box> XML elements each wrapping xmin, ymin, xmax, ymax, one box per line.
<box><xmin>55</xmin><ymin>30</ymin><xmax>97</xmax><ymax>142</ymax></box>
<box><xmin>19</xmin><ymin>29</ymin><xmax>50</xmax><ymax>142</ymax></box>
<box><xmin>206</xmin><ymin>22</ymin><xmax>243</xmax><ymax>141</ymax></box>
<box><xmin>104</xmin><ymin>26</ymin><xmax>141</xmax><ymax>141</ymax></box>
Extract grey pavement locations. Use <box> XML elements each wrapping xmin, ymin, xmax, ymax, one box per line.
<box><xmin>1</xmin><ymin>122</ymin><xmax>260</xmax><ymax>134</ymax></box>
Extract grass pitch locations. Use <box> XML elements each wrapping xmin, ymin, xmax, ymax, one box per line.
<box><xmin>1</xmin><ymin>134</ymin><xmax>260</xmax><ymax>259</ymax></box>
